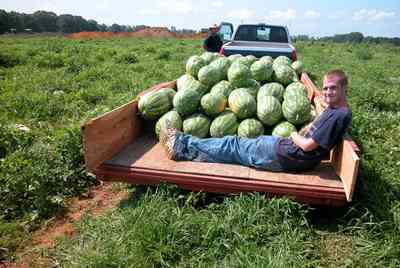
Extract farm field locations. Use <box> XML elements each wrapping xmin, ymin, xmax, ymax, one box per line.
<box><xmin>1</xmin><ymin>36</ymin><xmax>400</xmax><ymax>267</ymax></box>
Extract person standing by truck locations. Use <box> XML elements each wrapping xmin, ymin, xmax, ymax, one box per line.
<box><xmin>159</xmin><ymin>70</ymin><xmax>352</xmax><ymax>172</ymax></box>
<box><xmin>203</xmin><ymin>24</ymin><xmax>223</xmax><ymax>53</ymax></box>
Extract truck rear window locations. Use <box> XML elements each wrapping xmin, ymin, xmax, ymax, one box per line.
<box><xmin>234</xmin><ymin>25</ymin><xmax>288</xmax><ymax>43</ymax></box>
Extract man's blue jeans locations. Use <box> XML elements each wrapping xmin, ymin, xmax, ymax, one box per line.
<box><xmin>173</xmin><ymin>133</ymin><xmax>283</xmax><ymax>171</ymax></box>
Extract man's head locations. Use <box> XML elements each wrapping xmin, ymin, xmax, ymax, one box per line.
<box><xmin>322</xmin><ymin>69</ymin><xmax>348</xmax><ymax>108</ymax></box>
<box><xmin>209</xmin><ymin>24</ymin><xmax>219</xmax><ymax>35</ymax></box>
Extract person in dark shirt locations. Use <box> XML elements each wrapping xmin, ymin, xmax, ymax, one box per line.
<box><xmin>203</xmin><ymin>24</ymin><xmax>223</xmax><ymax>53</ymax></box>
<box><xmin>159</xmin><ymin>70</ymin><xmax>352</xmax><ymax>172</ymax></box>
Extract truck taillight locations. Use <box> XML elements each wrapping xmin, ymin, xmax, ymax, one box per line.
<box><xmin>219</xmin><ymin>46</ymin><xmax>224</xmax><ymax>55</ymax></box>
<box><xmin>291</xmin><ymin>49</ymin><xmax>297</xmax><ymax>61</ymax></box>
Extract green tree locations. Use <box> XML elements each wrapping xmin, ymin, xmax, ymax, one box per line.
<box><xmin>32</xmin><ymin>11</ymin><xmax>58</xmax><ymax>32</ymax></box>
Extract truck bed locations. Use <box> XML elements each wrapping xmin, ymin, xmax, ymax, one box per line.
<box><xmin>82</xmin><ymin>74</ymin><xmax>360</xmax><ymax>206</ymax></box>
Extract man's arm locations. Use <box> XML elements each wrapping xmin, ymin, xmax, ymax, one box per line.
<box><xmin>290</xmin><ymin>132</ymin><xmax>319</xmax><ymax>152</ymax></box>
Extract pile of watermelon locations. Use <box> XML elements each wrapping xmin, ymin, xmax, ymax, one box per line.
<box><xmin>138</xmin><ymin>52</ymin><xmax>315</xmax><ymax>139</ymax></box>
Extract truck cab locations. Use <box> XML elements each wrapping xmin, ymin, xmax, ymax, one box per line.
<box><xmin>218</xmin><ymin>23</ymin><xmax>297</xmax><ymax>61</ymax></box>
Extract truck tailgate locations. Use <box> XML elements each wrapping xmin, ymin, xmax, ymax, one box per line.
<box><xmin>222</xmin><ymin>41</ymin><xmax>294</xmax><ymax>57</ymax></box>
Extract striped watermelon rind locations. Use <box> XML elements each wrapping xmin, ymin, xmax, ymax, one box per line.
<box><xmin>258</xmin><ymin>82</ymin><xmax>285</xmax><ymax>102</ymax></box>
<box><xmin>182</xmin><ymin>113</ymin><xmax>211</xmax><ymax>138</ymax></box>
<box><xmin>272</xmin><ymin>121</ymin><xmax>297</xmax><ymax>137</ymax></box>
<box><xmin>138</xmin><ymin>90</ymin><xmax>172</xmax><ymax>120</ymax></box>
<box><xmin>200</xmin><ymin>92</ymin><xmax>227</xmax><ymax>117</ymax></box>
<box><xmin>210</xmin><ymin>110</ymin><xmax>239</xmax><ymax>137</ymax></box>
<box><xmin>237</xmin><ymin>118</ymin><xmax>265</xmax><ymax>138</ymax></box>
<box><xmin>173</xmin><ymin>88</ymin><xmax>202</xmax><ymax>117</ymax></box>
<box><xmin>282</xmin><ymin>95</ymin><xmax>312</xmax><ymax>125</ymax></box>
<box><xmin>257</xmin><ymin>95</ymin><xmax>283</xmax><ymax>126</ymax></box>
<box><xmin>155</xmin><ymin>110</ymin><xmax>182</xmax><ymax>139</ymax></box>
<box><xmin>228</xmin><ymin>88</ymin><xmax>257</xmax><ymax>119</ymax></box>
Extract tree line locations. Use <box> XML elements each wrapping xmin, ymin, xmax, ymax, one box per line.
<box><xmin>293</xmin><ymin>32</ymin><xmax>400</xmax><ymax>46</ymax></box>
<box><xmin>0</xmin><ymin>9</ymin><xmax>146</xmax><ymax>34</ymax></box>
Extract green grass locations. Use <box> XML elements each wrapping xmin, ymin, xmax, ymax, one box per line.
<box><xmin>1</xmin><ymin>37</ymin><xmax>400</xmax><ymax>266</ymax></box>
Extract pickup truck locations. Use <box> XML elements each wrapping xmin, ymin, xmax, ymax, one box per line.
<box><xmin>218</xmin><ymin>23</ymin><xmax>297</xmax><ymax>61</ymax></box>
<box><xmin>81</xmin><ymin>73</ymin><xmax>360</xmax><ymax>207</ymax></box>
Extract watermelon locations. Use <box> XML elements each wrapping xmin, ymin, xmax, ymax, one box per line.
<box><xmin>227</xmin><ymin>62</ymin><xmax>252</xmax><ymax>88</ymax></box>
<box><xmin>228</xmin><ymin>88</ymin><xmax>257</xmax><ymax>119</ymax></box>
<box><xmin>158</xmin><ymin>87</ymin><xmax>176</xmax><ymax>102</ymax></box>
<box><xmin>181</xmin><ymin>78</ymin><xmax>208</xmax><ymax>96</ymax></box>
<box><xmin>272</xmin><ymin>64</ymin><xmax>298</xmax><ymax>85</ymax></box>
<box><xmin>282</xmin><ymin>95</ymin><xmax>312</xmax><ymax>125</ymax></box>
<box><xmin>176</xmin><ymin>74</ymin><xmax>195</xmax><ymax>91</ymax></box>
<box><xmin>284</xmin><ymin>82</ymin><xmax>308</xmax><ymax>100</ymax></box>
<box><xmin>291</xmin><ymin>60</ymin><xmax>304</xmax><ymax>75</ymax></box>
<box><xmin>173</xmin><ymin>88</ymin><xmax>202</xmax><ymax>117</ymax></box>
<box><xmin>210</xmin><ymin>110</ymin><xmax>239</xmax><ymax>137</ymax></box>
<box><xmin>237</xmin><ymin>118</ymin><xmax>265</xmax><ymax>138</ymax></box>
<box><xmin>272</xmin><ymin>121</ymin><xmax>297</xmax><ymax>137</ymax></box>
<box><xmin>210</xmin><ymin>57</ymin><xmax>231</xmax><ymax>80</ymax></box>
<box><xmin>234</xmin><ymin>56</ymin><xmax>253</xmax><ymax>67</ymax></box>
<box><xmin>183</xmin><ymin>113</ymin><xmax>211</xmax><ymax>138</ymax></box>
<box><xmin>210</xmin><ymin>80</ymin><xmax>234</xmax><ymax>99</ymax></box>
<box><xmin>186</xmin><ymin>55</ymin><xmax>206</xmax><ymax>78</ymax></box>
<box><xmin>243</xmin><ymin>79</ymin><xmax>260</xmax><ymax>98</ymax></box>
<box><xmin>250</xmin><ymin>60</ymin><xmax>273</xmax><ymax>82</ymax></box>
<box><xmin>198</xmin><ymin>65</ymin><xmax>221</xmax><ymax>88</ymax></box>
<box><xmin>201</xmin><ymin>51</ymin><xmax>218</xmax><ymax>64</ymax></box>
<box><xmin>200</xmin><ymin>92</ymin><xmax>227</xmax><ymax>117</ymax></box>
<box><xmin>258</xmin><ymin>82</ymin><xmax>285</xmax><ymax>102</ymax></box>
<box><xmin>259</xmin><ymin>55</ymin><xmax>273</xmax><ymax>64</ymax></box>
<box><xmin>228</xmin><ymin>54</ymin><xmax>243</xmax><ymax>62</ymax></box>
<box><xmin>257</xmin><ymin>95</ymin><xmax>283</xmax><ymax>126</ymax></box>
<box><xmin>273</xmin><ymin>55</ymin><xmax>292</xmax><ymax>68</ymax></box>
<box><xmin>138</xmin><ymin>90</ymin><xmax>172</xmax><ymax>120</ymax></box>
<box><xmin>245</xmin><ymin>55</ymin><xmax>258</xmax><ymax>65</ymax></box>
<box><xmin>155</xmin><ymin>110</ymin><xmax>182</xmax><ymax>139</ymax></box>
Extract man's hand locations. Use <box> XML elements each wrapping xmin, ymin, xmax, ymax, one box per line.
<box><xmin>298</xmin><ymin>123</ymin><xmax>311</xmax><ymax>136</ymax></box>
<box><xmin>290</xmin><ymin>132</ymin><xmax>319</xmax><ymax>152</ymax></box>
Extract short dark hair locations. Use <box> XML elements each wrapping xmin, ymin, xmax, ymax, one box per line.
<box><xmin>325</xmin><ymin>69</ymin><xmax>348</xmax><ymax>88</ymax></box>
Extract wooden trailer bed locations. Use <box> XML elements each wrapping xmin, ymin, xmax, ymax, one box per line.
<box><xmin>82</xmin><ymin>73</ymin><xmax>360</xmax><ymax>206</ymax></box>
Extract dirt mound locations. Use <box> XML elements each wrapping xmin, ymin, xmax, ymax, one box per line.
<box><xmin>68</xmin><ymin>28</ymin><xmax>205</xmax><ymax>40</ymax></box>
<box><xmin>131</xmin><ymin>27</ymin><xmax>177</xmax><ymax>38</ymax></box>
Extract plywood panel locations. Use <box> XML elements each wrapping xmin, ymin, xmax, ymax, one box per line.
<box><xmin>331</xmin><ymin>138</ymin><xmax>360</xmax><ymax>202</ymax></box>
<box><xmin>96</xmin><ymin>164</ymin><xmax>346</xmax><ymax>206</ymax></box>
<box><xmin>104</xmin><ymin>133</ymin><xmax>343</xmax><ymax>190</ymax></box>
<box><xmin>82</xmin><ymin>100</ymin><xmax>140</xmax><ymax>172</ymax></box>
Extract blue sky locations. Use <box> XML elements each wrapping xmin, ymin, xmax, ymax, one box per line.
<box><xmin>2</xmin><ymin>0</ymin><xmax>399</xmax><ymax>37</ymax></box>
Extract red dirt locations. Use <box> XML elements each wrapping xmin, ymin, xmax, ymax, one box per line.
<box><xmin>2</xmin><ymin>181</ymin><xmax>129</xmax><ymax>268</ymax></box>
<box><xmin>68</xmin><ymin>28</ymin><xmax>207</xmax><ymax>40</ymax></box>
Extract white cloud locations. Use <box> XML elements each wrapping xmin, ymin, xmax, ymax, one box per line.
<box><xmin>158</xmin><ymin>0</ymin><xmax>194</xmax><ymax>15</ymax></box>
<box><xmin>304</xmin><ymin>10</ymin><xmax>320</xmax><ymax>19</ymax></box>
<box><xmin>266</xmin><ymin>9</ymin><xmax>297</xmax><ymax>22</ymax></box>
<box><xmin>211</xmin><ymin>1</ymin><xmax>224</xmax><ymax>8</ymax></box>
<box><xmin>352</xmin><ymin>9</ymin><xmax>395</xmax><ymax>23</ymax></box>
<box><xmin>327</xmin><ymin>11</ymin><xmax>346</xmax><ymax>20</ymax></box>
<box><xmin>95</xmin><ymin>0</ymin><xmax>110</xmax><ymax>12</ymax></box>
<box><xmin>138</xmin><ymin>0</ymin><xmax>194</xmax><ymax>16</ymax></box>
<box><xmin>137</xmin><ymin>8</ymin><xmax>161</xmax><ymax>16</ymax></box>
<box><xmin>226</xmin><ymin>9</ymin><xmax>255</xmax><ymax>20</ymax></box>
<box><xmin>21</xmin><ymin>0</ymin><xmax>64</xmax><ymax>15</ymax></box>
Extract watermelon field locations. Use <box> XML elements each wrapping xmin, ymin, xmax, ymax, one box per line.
<box><xmin>1</xmin><ymin>36</ymin><xmax>400</xmax><ymax>267</ymax></box>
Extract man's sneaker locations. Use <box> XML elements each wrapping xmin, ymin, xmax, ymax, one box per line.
<box><xmin>159</xmin><ymin>120</ymin><xmax>177</xmax><ymax>160</ymax></box>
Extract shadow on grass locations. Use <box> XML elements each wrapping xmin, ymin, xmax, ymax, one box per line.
<box><xmin>117</xmin><ymin>183</ymin><xmax>228</xmax><ymax>211</ymax></box>
<box><xmin>114</xmin><ymin>156</ymin><xmax>399</xmax><ymax>235</ymax></box>
<box><xmin>308</xmin><ymin>160</ymin><xmax>399</xmax><ymax>232</ymax></box>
